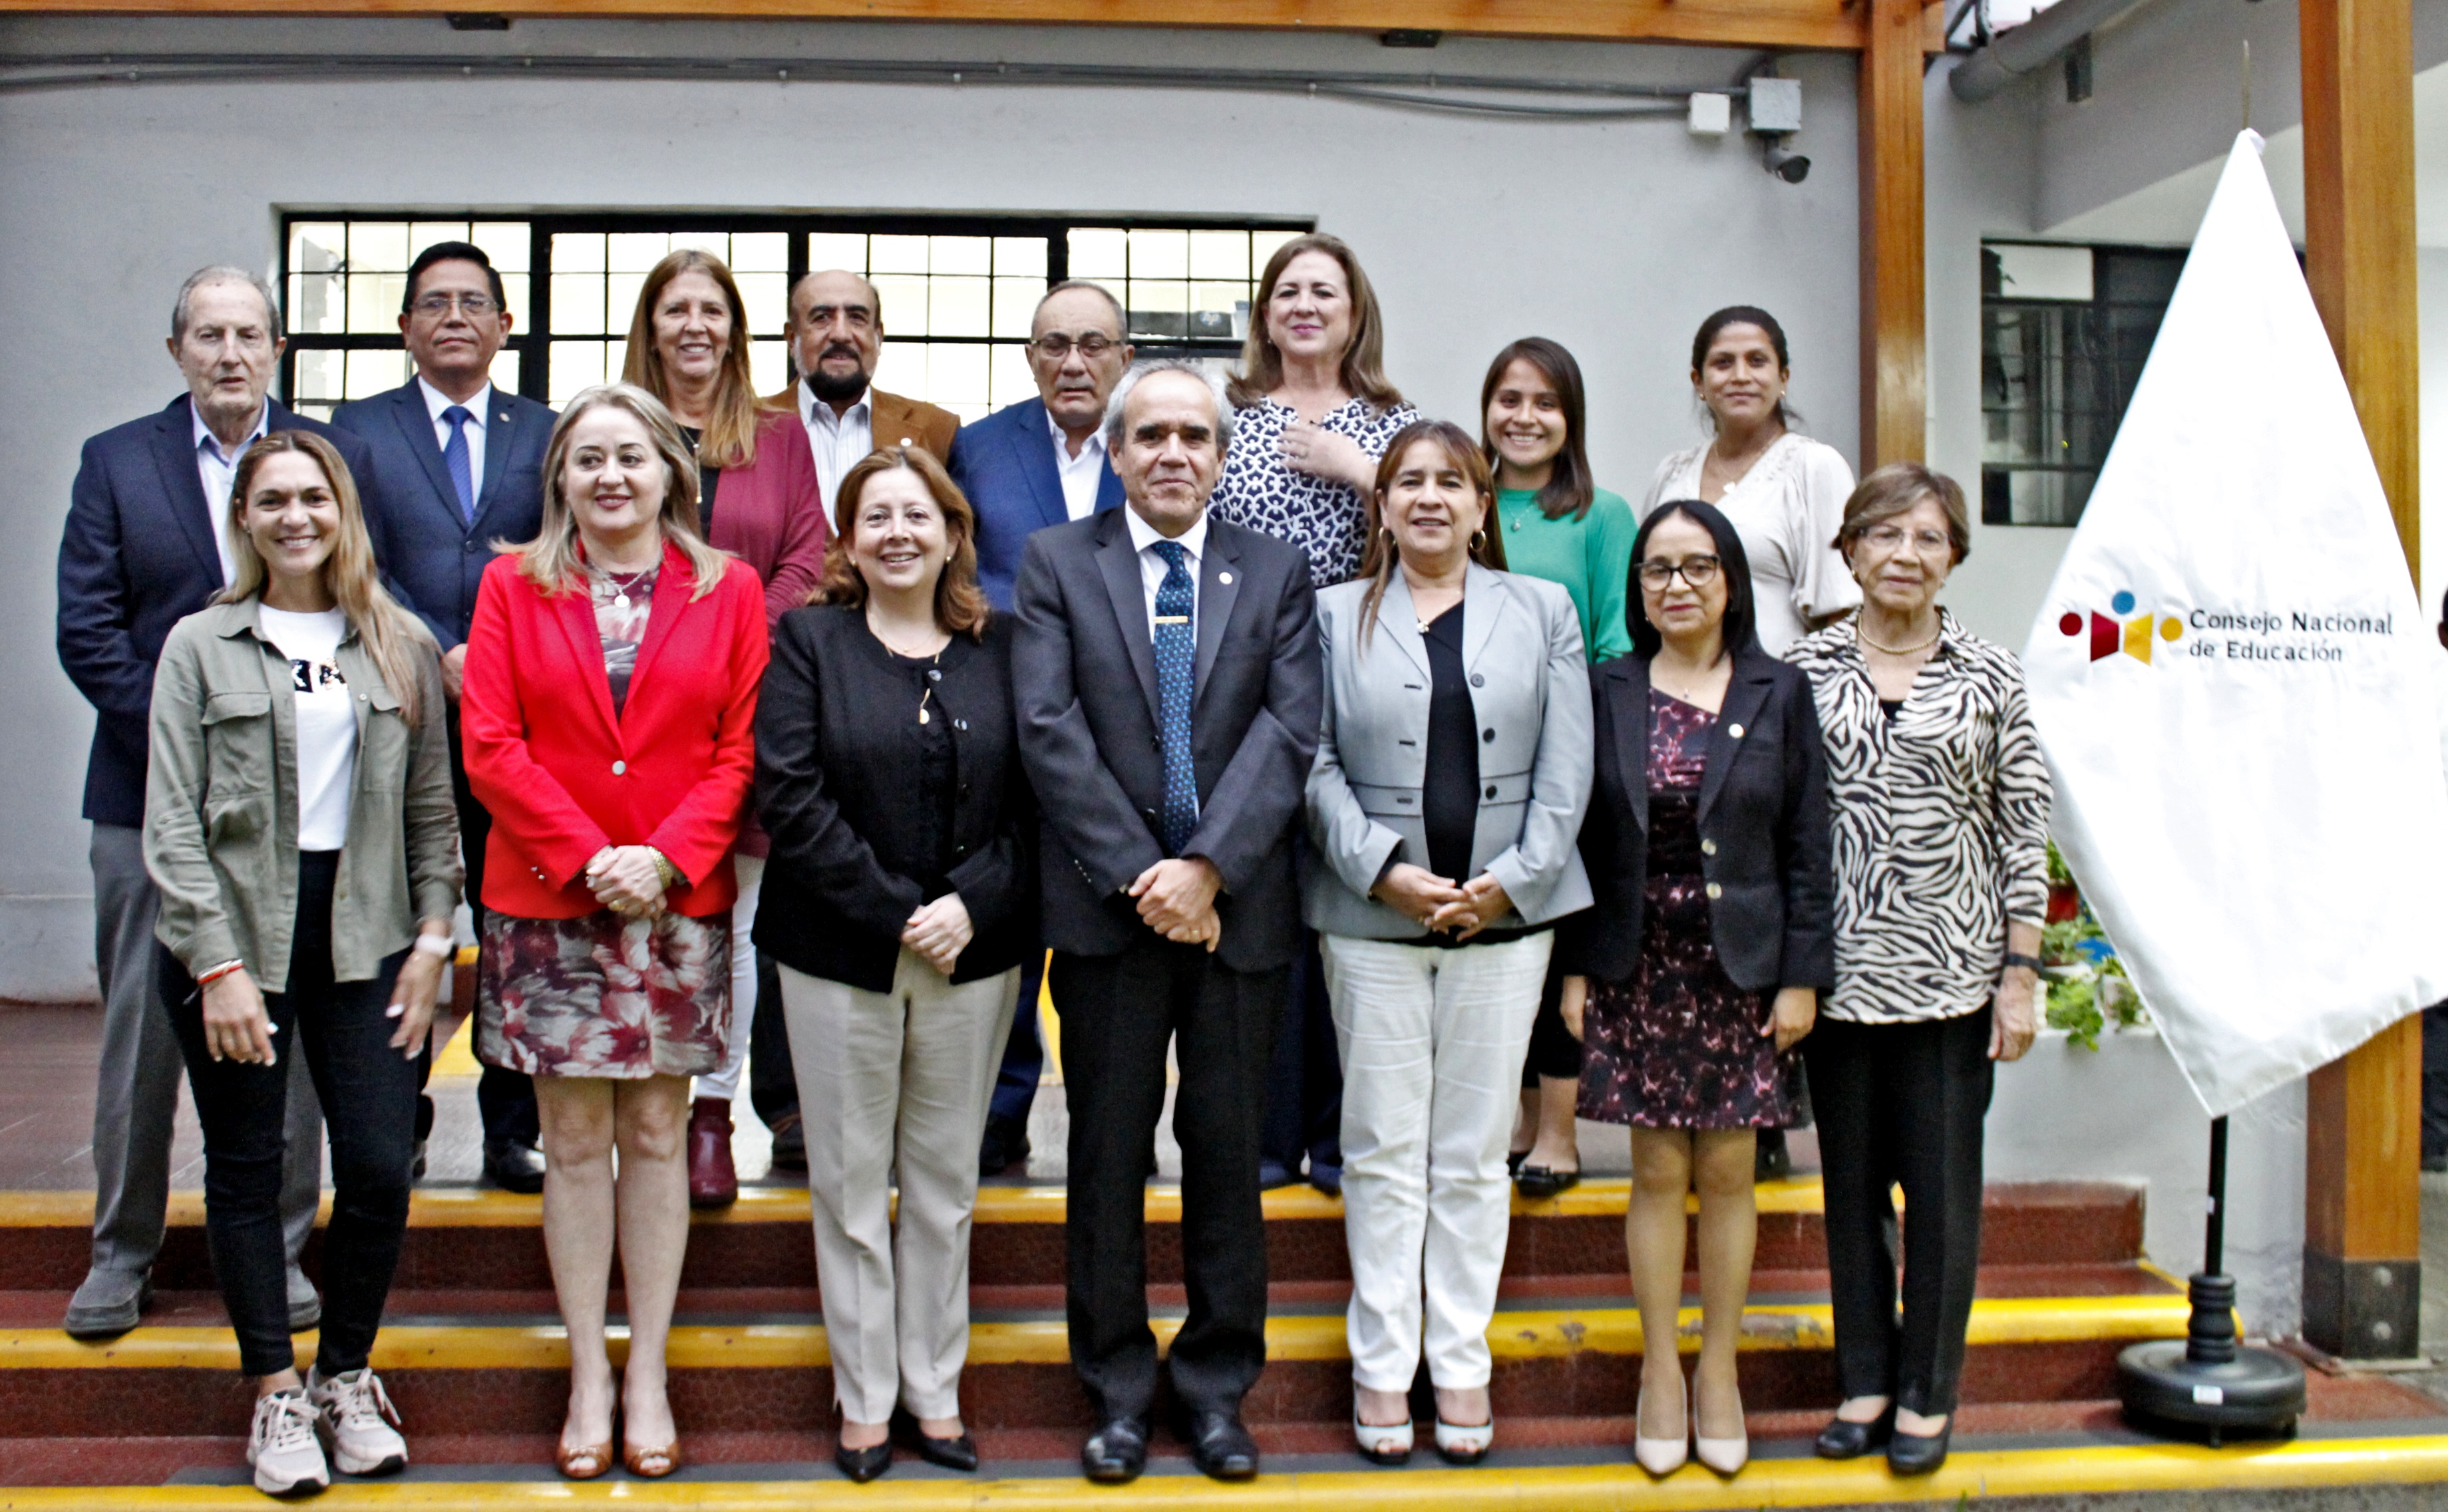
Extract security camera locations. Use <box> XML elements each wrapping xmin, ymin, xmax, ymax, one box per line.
<box><xmin>1763</xmin><ymin>139</ymin><xmax>1810</xmax><ymax>183</ymax></box>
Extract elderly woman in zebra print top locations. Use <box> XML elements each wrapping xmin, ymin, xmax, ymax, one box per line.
<box><xmin>1784</xmin><ymin>462</ymin><xmax>2051</xmax><ymax>1479</ymax></box>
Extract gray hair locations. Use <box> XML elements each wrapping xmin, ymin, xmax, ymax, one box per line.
<box><xmin>1035</xmin><ymin>278</ymin><xmax>1127</xmax><ymax>334</ymax></box>
<box><xmin>1103</xmin><ymin>359</ymin><xmax>1236</xmax><ymax>453</ymax></box>
<box><xmin>172</xmin><ymin>265</ymin><xmax>283</xmax><ymax>344</ymax></box>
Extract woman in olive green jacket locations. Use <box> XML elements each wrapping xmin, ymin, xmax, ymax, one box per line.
<box><xmin>144</xmin><ymin>430</ymin><xmax>458</xmax><ymax>1497</ymax></box>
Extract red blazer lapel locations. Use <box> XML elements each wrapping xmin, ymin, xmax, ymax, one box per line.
<box><xmin>552</xmin><ymin>574</ymin><xmax>621</xmax><ymax>738</ymax></box>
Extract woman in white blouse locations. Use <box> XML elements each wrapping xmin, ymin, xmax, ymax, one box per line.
<box><xmin>1644</xmin><ymin>307</ymin><xmax>1858</xmax><ymax>660</ymax></box>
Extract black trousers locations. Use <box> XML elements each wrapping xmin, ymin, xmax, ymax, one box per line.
<box><xmin>447</xmin><ymin>710</ymin><xmax>538</xmax><ymax>1147</ymax></box>
<box><xmin>1260</xmin><ymin>935</ymin><xmax>1341</xmax><ymax>1175</ymax></box>
<box><xmin>1520</xmin><ymin>959</ymin><xmax>1584</xmax><ymax>1084</ymax></box>
<box><xmin>164</xmin><ymin>851</ymin><xmax>418</xmax><ymax>1379</ymax></box>
<box><xmin>749</xmin><ymin>954</ymin><xmax>795</xmax><ymax>1129</ymax></box>
<box><xmin>1804</xmin><ymin>1006</ymin><xmax>1994</xmax><ymax>1419</ymax></box>
<box><xmin>1053</xmin><ymin>937</ymin><xmax>1286</xmax><ymax>1422</ymax></box>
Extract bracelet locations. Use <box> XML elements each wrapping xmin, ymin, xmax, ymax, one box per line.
<box><xmin>411</xmin><ymin>934</ymin><xmax>455</xmax><ymax>960</ymax></box>
<box><xmin>2002</xmin><ymin>951</ymin><xmax>2045</xmax><ymax>974</ymax></box>
<box><xmin>645</xmin><ymin>847</ymin><xmax>683</xmax><ymax>892</ymax></box>
<box><xmin>195</xmin><ymin>960</ymin><xmax>246</xmax><ymax>986</ymax></box>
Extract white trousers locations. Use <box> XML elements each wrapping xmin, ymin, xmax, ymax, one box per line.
<box><xmin>1324</xmin><ymin>931</ymin><xmax>1552</xmax><ymax>1392</ymax></box>
<box><xmin>778</xmin><ymin>952</ymin><xmax>1023</xmax><ymax>1422</ymax></box>
<box><xmin>693</xmin><ymin>852</ymin><xmax>763</xmax><ymax>1103</ymax></box>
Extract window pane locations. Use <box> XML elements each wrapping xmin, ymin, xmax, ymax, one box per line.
<box><xmin>290</xmin><ymin>224</ymin><xmax>345</xmax><ymax>276</ymax></box>
<box><xmin>348</xmin><ymin>273</ymin><xmax>406</xmax><ymax>335</ymax></box>
<box><xmin>736</xmin><ymin>272</ymin><xmax>788</xmax><ymax>340</ymax></box>
<box><xmin>991</xmin><ymin>277</ymin><xmax>1041</xmax><ymax>339</ymax></box>
<box><xmin>489</xmin><ymin>349</ymin><xmax>522</xmax><ymax>393</ymax></box>
<box><xmin>1126</xmin><ymin>228</ymin><xmax>1189</xmax><ymax>281</ymax></box>
<box><xmin>292</xmin><ymin>348</ymin><xmax>344</xmax><ymax>405</ymax></box>
<box><xmin>1126</xmin><ymin>279</ymin><xmax>1189</xmax><ymax>340</ymax></box>
<box><xmin>407</xmin><ymin>222</ymin><xmax>471</xmax><ymax>266</ymax></box>
<box><xmin>1250</xmin><ymin>228</ymin><xmax>1302</xmax><ymax>277</ymax></box>
<box><xmin>750</xmin><ymin>339</ymin><xmax>790</xmax><ymax>398</ymax></box>
<box><xmin>874</xmin><ymin>275</ymin><xmax>930</xmax><ymax>337</ymax></box>
<box><xmin>929</xmin><ymin>276</ymin><xmax>990</xmax><ymax>339</ymax></box>
<box><xmin>874</xmin><ymin>343</ymin><xmax>925</xmax><ymax>400</ymax></box>
<box><xmin>1190</xmin><ymin>281</ymin><xmax>1245</xmax><ymax>343</ymax></box>
<box><xmin>471</xmin><ymin>222</ymin><xmax>529</xmax><ymax>273</ymax></box>
<box><xmin>289</xmin><ymin>271</ymin><xmax>345</xmax><ymax>335</ymax></box>
<box><xmin>994</xmin><ymin>237</ymin><xmax>1047</xmax><ymax>279</ymax></box>
<box><xmin>931</xmin><ymin>235</ymin><xmax>991</xmax><ymax>276</ymax></box>
<box><xmin>1068</xmin><ymin>228</ymin><xmax>1126</xmax><ymax>279</ymax></box>
<box><xmin>550</xmin><ymin>341</ymin><xmax>608</xmax><ymax>404</ymax></box>
<box><xmin>608</xmin><ymin>232</ymin><xmax>669</xmax><ymax>273</ymax></box>
<box><xmin>988</xmin><ymin>342</ymin><xmax>1034</xmax><ymax>411</ymax></box>
<box><xmin>1189</xmin><ymin>229</ymin><xmax>1249</xmax><ymax>281</ymax></box>
<box><xmin>926</xmin><ymin>343</ymin><xmax>989</xmax><ymax>414</ymax></box>
<box><xmin>668</xmin><ymin>231</ymin><xmax>726</xmax><ymax>261</ymax></box>
<box><xmin>552</xmin><ymin>273</ymin><xmax>607</xmax><ymax>336</ymax></box>
<box><xmin>345</xmin><ymin>348</ymin><xmax>409</xmax><ymax>399</ymax></box>
<box><xmin>870</xmin><ymin>235</ymin><xmax>929</xmax><ymax>275</ymax></box>
<box><xmin>498</xmin><ymin>271</ymin><xmax>532</xmax><ymax>331</ymax></box>
<box><xmin>349</xmin><ymin>222</ymin><xmax>409</xmax><ymax>273</ymax></box>
<box><xmin>731</xmin><ymin>231</ymin><xmax>788</xmax><ymax>273</ymax></box>
<box><xmin>807</xmin><ymin>232</ymin><xmax>867</xmax><ymax>273</ymax></box>
<box><xmin>606</xmin><ymin>273</ymin><xmax>648</xmax><ymax>337</ymax></box>
<box><xmin>554</xmin><ymin>232</ymin><xmax>606</xmax><ymax>274</ymax></box>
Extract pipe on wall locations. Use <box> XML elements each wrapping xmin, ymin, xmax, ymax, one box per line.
<box><xmin>1948</xmin><ymin>0</ymin><xmax>2163</xmax><ymax>102</ymax></box>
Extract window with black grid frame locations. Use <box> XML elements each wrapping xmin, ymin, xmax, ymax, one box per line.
<box><xmin>282</xmin><ymin>214</ymin><xmax>1310</xmax><ymax>425</ymax></box>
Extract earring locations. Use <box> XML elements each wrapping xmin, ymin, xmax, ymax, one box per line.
<box><xmin>1471</xmin><ymin>529</ymin><xmax>1488</xmax><ymax>553</ymax></box>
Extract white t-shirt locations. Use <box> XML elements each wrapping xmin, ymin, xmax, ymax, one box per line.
<box><xmin>257</xmin><ymin>605</ymin><xmax>359</xmax><ymax>851</ymax></box>
<box><xmin>1644</xmin><ymin>432</ymin><xmax>1862</xmax><ymax>656</ymax></box>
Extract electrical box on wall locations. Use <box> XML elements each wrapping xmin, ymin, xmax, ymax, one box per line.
<box><xmin>1747</xmin><ymin>77</ymin><xmax>1802</xmax><ymax>134</ymax></box>
<box><xmin>1687</xmin><ymin>92</ymin><xmax>1732</xmax><ymax>136</ymax></box>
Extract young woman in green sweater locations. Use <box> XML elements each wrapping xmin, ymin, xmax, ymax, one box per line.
<box><xmin>1479</xmin><ymin>337</ymin><xmax>1638</xmax><ymax>1195</ymax></box>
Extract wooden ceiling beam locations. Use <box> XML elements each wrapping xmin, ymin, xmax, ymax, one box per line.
<box><xmin>0</xmin><ymin>0</ymin><xmax>1948</xmax><ymax>52</ymax></box>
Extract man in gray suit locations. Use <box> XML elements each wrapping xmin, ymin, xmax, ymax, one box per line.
<box><xmin>1012</xmin><ymin>361</ymin><xmax>1321</xmax><ymax>1485</ymax></box>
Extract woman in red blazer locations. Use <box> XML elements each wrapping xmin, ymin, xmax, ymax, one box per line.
<box><xmin>623</xmin><ymin>247</ymin><xmax>824</xmax><ymax>1205</ymax></box>
<box><xmin>462</xmin><ymin>382</ymin><xmax>767</xmax><ymax>1481</ymax></box>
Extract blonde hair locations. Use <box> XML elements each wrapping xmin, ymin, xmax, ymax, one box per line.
<box><xmin>1227</xmin><ymin>233</ymin><xmax>1402</xmax><ymax>412</ymax></box>
<box><xmin>621</xmin><ymin>248</ymin><xmax>770</xmax><ymax>470</ymax></box>
<box><xmin>221</xmin><ymin>431</ymin><xmax>435</xmax><ymax>723</ymax></box>
<box><xmin>503</xmin><ymin>383</ymin><xmax>731</xmax><ymax>601</ymax></box>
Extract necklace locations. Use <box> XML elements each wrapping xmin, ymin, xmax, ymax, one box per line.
<box><xmin>868</xmin><ymin>616</ymin><xmax>947</xmax><ymax>724</ymax></box>
<box><xmin>1856</xmin><ymin>619</ymin><xmax>1942</xmax><ymax>657</ymax></box>
<box><xmin>1652</xmin><ymin>653</ymin><xmax>1726</xmax><ymax>706</ymax></box>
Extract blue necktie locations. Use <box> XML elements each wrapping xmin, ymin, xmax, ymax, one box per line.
<box><xmin>441</xmin><ymin>405</ymin><xmax>476</xmax><ymax>524</ymax></box>
<box><xmin>1150</xmin><ymin>540</ymin><xmax>1198</xmax><ymax>855</ymax></box>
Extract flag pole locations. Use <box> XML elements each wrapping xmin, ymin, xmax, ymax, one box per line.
<box><xmin>2116</xmin><ymin>1116</ymin><xmax>2305</xmax><ymax>1443</ymax></box>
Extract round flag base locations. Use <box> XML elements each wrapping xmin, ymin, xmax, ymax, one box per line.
<box><xmin>2117</xmin><ymin>1336</ymin><xmax>2305</xmax><ymax>1445</ymax></box>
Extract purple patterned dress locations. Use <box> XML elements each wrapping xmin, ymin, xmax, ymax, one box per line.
<box><xmin>1578</xmin><ymin>689</ymin><xmax>1801</xmax><ymax>1129</ymax></box>
<box><xmin>476</xmin><ymin>563</ymin><xmax>732</xmax><ymax>1080</ymax></box>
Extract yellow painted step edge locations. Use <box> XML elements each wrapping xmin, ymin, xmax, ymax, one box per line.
<box><xmin>0</xmin><ymin>1293</ymin><xmax>2189</xmax><ymax>1371</ymax></box>
<box><xmin>0</xmin><ymin>1436</ymin><xmax>2442</xmax><ymax>1511</ymax></box>
<box><xmin>0</xmin><ymin>1176</ymin><xmax>1826</xmax><ymax>1230</ymax></box>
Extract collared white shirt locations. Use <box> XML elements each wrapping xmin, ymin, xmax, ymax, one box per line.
<box><xmin>1123</xmin><ymin>505</ymin><xmax>1208</xmax><ymax>639</ymax></box>
<box><xmin>417</xmin><ymin>377</ymin><xmax>491</xmax><ymax>502</ymax></box>
<box><xmin>798</xmin><ymin>380</ymin><xmax>872</xmax><ymax>507</ymax></box>
<box><xmin>1047</xmin><ymin>410</ymin><xmax>1109</xmax><ymax>522</ymax></box>
<box><xmin>192</xmin><ymin>398</ymin><xmax>270</xmax><ymax>586</ymax></box>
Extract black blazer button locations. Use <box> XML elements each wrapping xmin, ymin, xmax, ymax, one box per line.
<box><xmin>1482</xmin><ymin>728</ymin><xmax>1494</xmax><ymax>743</ymax></box>
<box><xmin>463</xmin><ymin>540</ymin><xmax>478</xmax><ymax>553</ymax></box>
<box><xmin>1470</xmin><ymin>673</ymin><xmax>1485</xmax><ymax>687</ymax></box>
<box><xmin>927</xmin><ymin>668</ymin><xmax>942</xmax><ymax>682</ymax></box>
<box><xmin>1484</xmin><ymin>784</ymin><xmax>1497</xmax><ymax>799</ymax></box>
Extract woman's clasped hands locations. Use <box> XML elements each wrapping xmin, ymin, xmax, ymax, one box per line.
<box><xmin>1372</xmin><ymin>863</ymin><xmax>1514</xmax><ymax>941</ymax></box>
<box><xmin>902</xmin><ymin>893</ymin><xmax>975</xmax><ymax>977</ymax></box>
<box><xmin>584</xmin><ymin>844</ymin><xmax>669</xmax><ymax>919</ymax></box>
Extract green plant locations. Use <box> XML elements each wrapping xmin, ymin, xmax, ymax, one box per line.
<box><xmin>2047</xmin><ymin>973</ymin><xmax>2104</xmax><ymax>1050</ymax></box>
<box><xmin>2047</xmin><ymin>839</ymin><xmax>2074</xmax><ymax>886</ymax></box>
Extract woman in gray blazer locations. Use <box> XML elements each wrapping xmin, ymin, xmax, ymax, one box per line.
<box><xmin>1306</xmin><ymin>420</ymin><xmax>1592</xmax><ymax>1467</ymax></box>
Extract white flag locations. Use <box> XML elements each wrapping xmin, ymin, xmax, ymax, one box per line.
<box><xmin>2022</xmin><ymin>130</ymin><xmax>2448</xmax><ymax>1118</ymax></box>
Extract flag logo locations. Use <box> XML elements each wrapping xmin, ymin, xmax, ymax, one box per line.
<box><xmin>2057</xmin><ymin>590</ymin><xmax>2184</xmax><ymax>665</ymax></box>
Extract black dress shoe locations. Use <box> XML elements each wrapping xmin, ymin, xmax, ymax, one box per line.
<box><xmin>484</xmin><ymin>1137</ymin><xmax>546</xmax><ymax>1194</ymax></box>
<box><xmin>1886</xmin><ymin>1421</ymin><xmax>1952</xmax><ymax>1475</ymax></box>
<box><xmin>835</xmin><ymin>1440</ymin><xmax>891</xmax><ymax>1482</ymax></box>
<box><xmin>1513</xmin><ymin>1165</ymin><xmax>1580</xmax><ymax>1200</ymax></box>
<box><xmin>767</xmin><ymin>1110</ymin><xmax>808</xmax><ymax>1173</ymax></box>
<box><xmin>977</xmin><ymin>1112</ymin><xmax>1031</xmax><ymax>1177</ymax></box>
<box><xmin>1754</xmin><ymin>1128</ymin><xmax>1792</xmax><ymax>1183</ymax></box>
<box><xmin>1081</xmin><ymin>1416</ymin><xmax>1148</xmax><ymax>1483</ymax></box>
<box><xmin>1813</xmin><ymin>1407</ymin><xmax>1895</xmax><ymax>1459</ymax></box>
<box><xmin>1187</xmin><ymin>1410</ymin><xmax>1260</xmax><ymax>1481</ymax></box>
<box><xmin>916</xmin><ymin>1432</ymin><xmax>979</xmax><ymax>1471</ymax></box>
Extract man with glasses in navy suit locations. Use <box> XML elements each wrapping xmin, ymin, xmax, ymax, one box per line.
<box><xmin>948</xmin><ymin>280</ymin><xmax>1133</xmax><ymax>1177</ymax></box>
<box><xmin>333</xmin><ymin>241</ymin><xmax>554</xmax><ymax>1193</ymax></box>
<box><xmin>57</xmin><ymin>266</ymin><xmax>367</xmax><ymax>1338</ymax></box>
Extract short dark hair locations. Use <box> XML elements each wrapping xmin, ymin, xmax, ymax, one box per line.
<box><xmin>403</xmin><ymin>241</ymin><xmax>508</xmax><ymax>313</ymax></box>
<box><xmin>1628</xmin><ymin>497</ymin><xmax>1759</xmax><ymax>661</ymax></box>
<box><xmin>1835</xmin><ymin>462</ymin><xmax>1973</xmax><ymax>567</ymax></box>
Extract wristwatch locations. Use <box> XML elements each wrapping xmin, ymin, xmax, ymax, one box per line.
<box><xmin>2002</xmin><ymin>951</ymin><xmax>2045</xmax><ymax>973</ymax></box>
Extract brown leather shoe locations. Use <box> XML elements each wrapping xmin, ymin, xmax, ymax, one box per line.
<box><xmin>687</xmin><ymin>1098</ymin><xmax>739</xmax><ymax>1209</ymax></box>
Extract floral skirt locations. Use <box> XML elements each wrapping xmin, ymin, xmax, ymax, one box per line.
<box><xmin>478</xmin><ymin>909</ymin><xmax>731</xmax><ymax>1079</ymax></box>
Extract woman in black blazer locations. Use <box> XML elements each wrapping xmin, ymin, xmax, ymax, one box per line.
<box><xmin>1560</xmin><ymin>496</ymin><xmax>1833</xmax><ymax>1478</ymax></box>
<box><xmin>753</xmin><ymin>447</ymin><xmax>1033</xmax><ymax>1483</ymax></box>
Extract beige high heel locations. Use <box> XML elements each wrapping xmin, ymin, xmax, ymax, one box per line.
<box><xmin>1632</xmin><ymin>1376</ymin><xmax>1688</xmax><ymax>1476</ymax></box>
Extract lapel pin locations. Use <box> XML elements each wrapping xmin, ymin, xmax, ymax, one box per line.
<box><xmin>1219</xmin><ymin>571</ymin><xmax>1233</xmax><ymax>584</ymax></box>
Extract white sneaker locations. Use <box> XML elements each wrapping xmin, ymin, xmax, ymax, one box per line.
<box><xmin>247</xmin><ymin>1388</ymin><xmax>330</xmax><ymax>1495</ymax></box>
<box><xmin>308</xmin><ymin>1366</ymin><xmax>408</xmax><ymax>1475</ymax></box>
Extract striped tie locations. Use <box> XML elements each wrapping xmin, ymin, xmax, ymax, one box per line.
<box><xmin>1150</xmin><ymin>540</ymin><xmax>1198</xmax><ymax>855</ymax></box>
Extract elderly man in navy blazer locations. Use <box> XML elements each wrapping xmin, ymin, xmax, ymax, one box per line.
<box><xmin>1013</xmin><ymin>359</ymin><xmax>1320</xmax><ymax>1485</ymax></box>
<box><xmin>947</xmin><ymin>280</ymin><xmax>1131</xmax><ymax>1176</ymax></box>
<box><xmin>55</xmin><ymin>266</ymin><xmax>367</xmax><ymax>1339</ymax></box>
<box><xmin>333</xmin><ymin>240</ymin><xmax>554</xmax><ymax>1195</ymax></box>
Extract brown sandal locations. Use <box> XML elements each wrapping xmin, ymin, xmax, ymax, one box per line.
<box><xmin>556</xmin><ymin>1439</ymin><xmax>614</xmax><ymax>1480</ymax></box>
<box><xmin>623</xmin><ymin>1439</ymin><xmax>681</xmax><ymax>1478</ymax></box>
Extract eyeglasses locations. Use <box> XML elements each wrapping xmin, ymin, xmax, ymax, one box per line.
<box><xmin>1636</xmin><ymin>554</ymin><xmax>1721</xmax><ymax>591</ymax></box>
<box><xmin>411</xmin><ymin>293</ymin><xmax>500</xmax><ymax>317</ymax></box>
<box><xmin>1029</xmin><ymin>333</ymin><xmax>1120</xmax><ymax>360</ymax></box>
<box><xmin>1862</xmin><ymin>525</ymin><xmax>1952</xmax><ymax>556</ymax></box>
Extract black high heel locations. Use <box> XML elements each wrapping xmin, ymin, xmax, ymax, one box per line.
<box><xmin>1813</xmin><ymin>1404</ymin><xmax>1894</xmax><ymax>1460</ymax></box>
<box><xmin>1886</xmin><ymin>1420</ymin><xmax>1951</xmax><ymax>1475</ymax></box>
